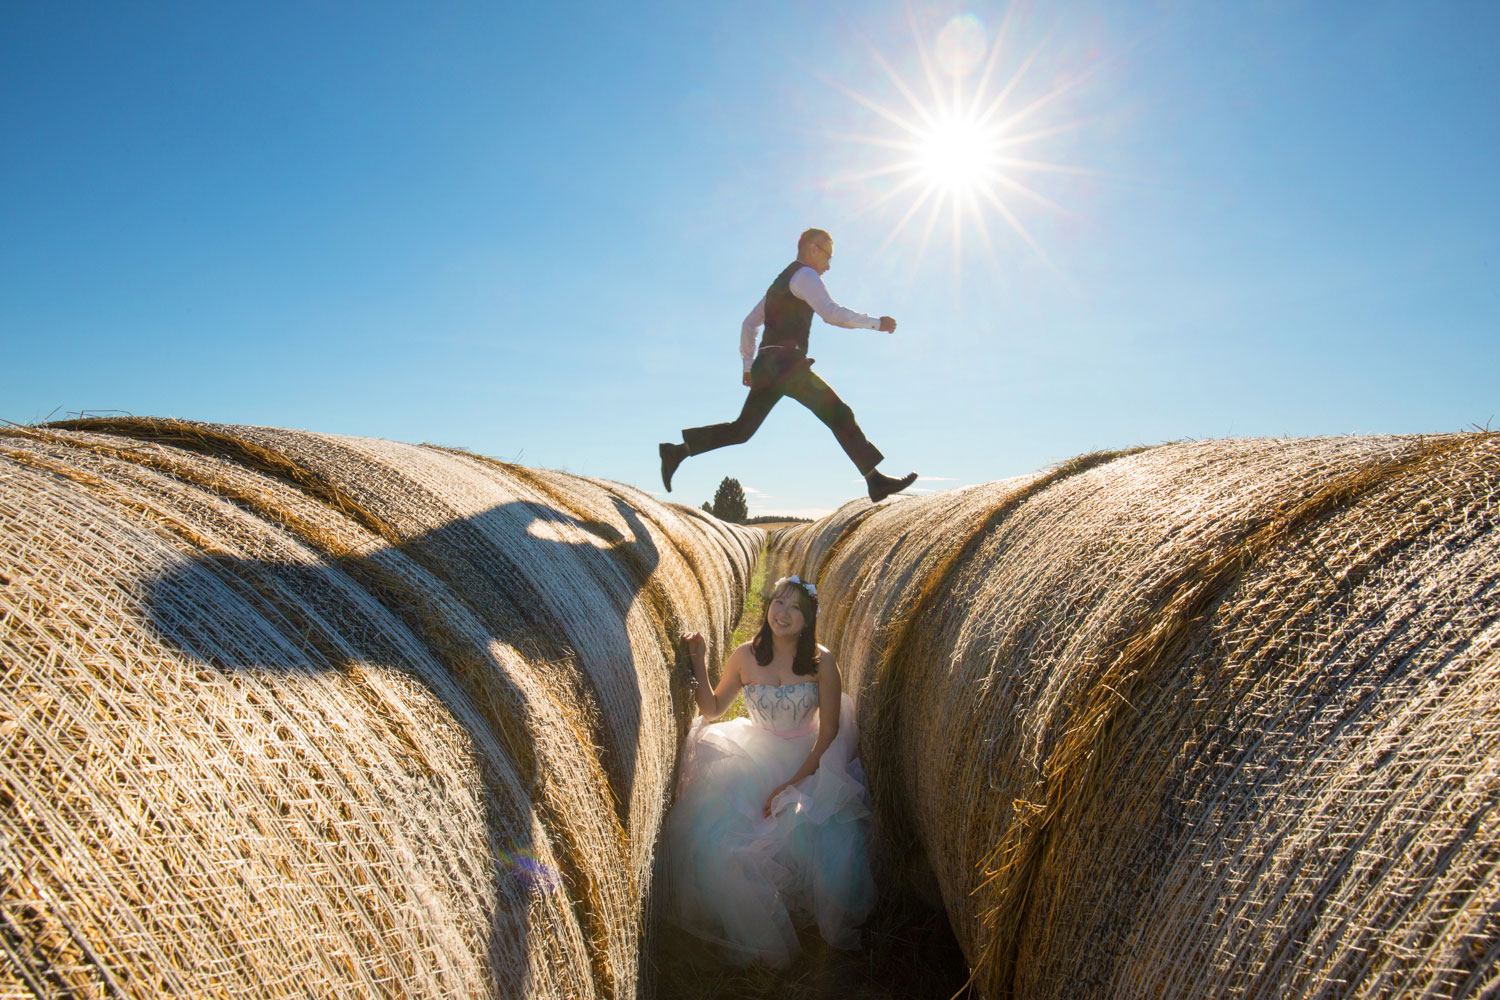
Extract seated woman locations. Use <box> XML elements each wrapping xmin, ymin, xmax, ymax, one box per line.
<box><xmin>663</xmin><ymin>574</ymin><xmax>876</xmax><ymax>966</ymax></box>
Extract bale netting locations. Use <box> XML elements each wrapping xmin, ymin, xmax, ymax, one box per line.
<box><xmin>0</xmin><ymin>417</ymin><xmax>760</xmax><ymax>998</ymax></box>
<box><xmin>764</xmin><ymin>433</ymin><xmax>1500</xmax><ymax>1000</ymax></box>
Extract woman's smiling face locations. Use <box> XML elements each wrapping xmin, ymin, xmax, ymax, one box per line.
<box><xmin>766</xmin><ymin>584</ymin><xmax>807</xmax><ymax>639</ymax></box>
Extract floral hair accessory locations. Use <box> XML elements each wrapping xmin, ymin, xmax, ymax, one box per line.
<box><xmin>774</xmin><ymin>574</ymin><xmax>817</xmax><ymax>598</ymax></box>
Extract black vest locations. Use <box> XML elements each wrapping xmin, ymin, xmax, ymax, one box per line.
<box><xmin>760</xmin><ymin>261</ymin><xmax>815</xmax><ymax>353</ymax></box>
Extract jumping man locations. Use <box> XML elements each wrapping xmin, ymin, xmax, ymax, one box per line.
<box><xmin>659</xmin><ymin>228</ymin><xmax>918</xmax><ymax>503</ymax></box>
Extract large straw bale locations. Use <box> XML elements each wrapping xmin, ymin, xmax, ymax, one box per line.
<box><xmin>0</xmin><ymin>418</ymin><xmax>759</xmax><ymax>999</ymax></box>
<box><xmin>764</xmin><ymin>434</ymin><xmax>1500</xmax><ymax>999</ymax></box>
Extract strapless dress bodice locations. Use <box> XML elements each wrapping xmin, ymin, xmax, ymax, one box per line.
<box><xmin>744</xmin><ymin>681</ymin><xmax>818</xmax><ymax>732</ymax></box>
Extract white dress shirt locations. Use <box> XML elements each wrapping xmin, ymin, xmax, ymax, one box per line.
<box><xmin>739</xmin><ymin>266</ymin><xmax>881</xmax><ymax>372</ymax></box>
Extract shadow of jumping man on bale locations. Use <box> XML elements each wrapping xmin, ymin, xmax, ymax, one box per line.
<box><xmin>142</xmin><ymin>493</ymin><xmax>673</xmax><ymax>997</ymax></box>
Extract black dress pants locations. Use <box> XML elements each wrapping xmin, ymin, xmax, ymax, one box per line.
<box><xmin>681</xmin><ymin>348</ymin><xmax>884</xmax><ymax>475</ymax></box>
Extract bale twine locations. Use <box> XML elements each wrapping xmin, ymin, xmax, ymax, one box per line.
<box><xmin>0</xmin><ymin>417</ymin><xmax>759</xmax><ymax>999</ymax></box>
<box><xmin>764</xmin><ymin>434</ymin><xmax>1500</xmax><ymax>999</ymax></box>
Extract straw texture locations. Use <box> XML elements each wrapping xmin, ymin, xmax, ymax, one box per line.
<box><xmin>764</xmin><ymin>434</ymin><xmax>1500</xmax><ymax>1000</ymax></box>
<box><xmin>0</xmin><ymin>417</ymin><xmax>759</xmax><ymax>999</ymax></box>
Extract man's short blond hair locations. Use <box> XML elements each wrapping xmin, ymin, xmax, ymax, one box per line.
<box><xmin>797</xmin><ymin>228</ymin><xmax>832</xmax><ymax>254</ymax></box>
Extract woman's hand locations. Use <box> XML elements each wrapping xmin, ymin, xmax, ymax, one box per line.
<box><xmin>681</xmin><ymin>630</ymin><xmax>706</xmax><ymax>659</ymax></box>
<box><xmin>763</xmin><ymin>781</ymin><xmax>792</xmax><ymax>818</ymax></box>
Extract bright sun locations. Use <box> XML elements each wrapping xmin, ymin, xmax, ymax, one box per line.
<box><xmin>824</xmin><ymin>8</ymin><xmax>1094</xmax><ymax>270</ymax></box>
<box><xmin>915</xmin><ymin>113</ymin><xmax>1001</xmax><ymax>194</ymax></box>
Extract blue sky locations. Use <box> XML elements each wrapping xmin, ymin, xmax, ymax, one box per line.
<box><xmin>3</xmin><ymin>2</ymin><xmax>1496</xmax><ymax>517</ymax></box>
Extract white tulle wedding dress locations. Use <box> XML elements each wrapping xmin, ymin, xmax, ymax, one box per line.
<box><xmin>662</xmin><ymin>680</ymin><xmax>876</xmax><ymax>966</ymax></box>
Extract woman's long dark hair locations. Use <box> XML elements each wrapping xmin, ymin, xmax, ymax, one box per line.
<box><xmin>752</xmin><ymin>580</ymin><xmax>821</xmax><ymax>676</ymax></box>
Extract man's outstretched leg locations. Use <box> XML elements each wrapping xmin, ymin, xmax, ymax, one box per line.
<box><xmin>660</xmin><ymin>385</ymin><xmax>782</xmax><ymax>492</ymax></box>
<box><xmin>779</xmin><ymin>367</ymin><xmax>917</xmax><ymax>502</ymax></box>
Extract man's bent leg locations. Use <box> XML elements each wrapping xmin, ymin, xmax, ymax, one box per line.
<box><xmin>681</xmin><ymin>385</ymin><xmax>782</xmax><ymax>457</ymax></box>
<box><xmin>781</xmin><ymin>368</ymin><xmax>884</xmax><ymax>475</ymax></box>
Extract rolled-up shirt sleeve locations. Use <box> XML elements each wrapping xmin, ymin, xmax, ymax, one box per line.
<box><xmin>740</xmin><ymin>296</ymin><xmax>765</xmax><ymax>372</ymax></box>
<box><xmin>789</xmin><ymin>267</ymin><xmax>881</xmax><ymax>330</ymax></box>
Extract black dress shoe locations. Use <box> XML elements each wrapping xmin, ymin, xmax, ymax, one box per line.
<box><xmin>660</xmin><ymin>442</ymin><xmax>688</xmax><ymax>492</ymax></box>
<box><xmin>867</xmin><ymin>470</ymin><xmax>917</xmax><ymax>503</ymax></box>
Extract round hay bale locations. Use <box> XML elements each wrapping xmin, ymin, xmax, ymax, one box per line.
<box><xmin>0</xmin><ymin>418</ymin><xmax>759</xmax><ymax>999</ymax></box>
<box><xmin>764</xmin><ymin>434</ymin><xmax>1500</xmax><ymax>999</ymax></box>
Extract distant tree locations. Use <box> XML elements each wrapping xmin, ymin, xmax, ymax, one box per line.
<box><xmin>701</xmin><ymin>501</ymin><xmax>713</xmax><ymax>514</ymax></box>
<box><xmin>710</xmin><ymin>477</ymin><xmax>749</xmax><ymax>524</ymax></box>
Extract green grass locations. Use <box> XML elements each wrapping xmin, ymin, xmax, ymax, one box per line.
<box><xmin>732</xmin><ymin>545</ymin><xmax>769</xmax><ymax>649</ymax></box>
<box><xmin>715</xmin><ymin>542</ymin><xmax>770</xmax><ymax>722</ymax></box>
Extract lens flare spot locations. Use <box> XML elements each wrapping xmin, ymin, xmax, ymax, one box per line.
<box><xmin>497</xmin><ymin>846</ymin><xmax>562</xmax><ymax>891</ymax></box>
<box><xmin>934</xmin><ymin>13</ymin><xmax>987</xmax><ymax>79</ymax></box>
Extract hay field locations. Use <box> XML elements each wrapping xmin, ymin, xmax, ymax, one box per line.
<box><xmin>764</xmin><ymin>434</ymin><xmax>1500</xmax><ymax>1000</ymax></box>
<box><xmin>0</xmin><ymin>418</ymin><xmax>760</xmax><ymax>998</ymax></box>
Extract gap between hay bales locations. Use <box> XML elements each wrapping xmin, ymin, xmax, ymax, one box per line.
<box><xmin>649</xmin><ymin>540</ymin><xmax>974</xmax><ymax>1000</ymax></box>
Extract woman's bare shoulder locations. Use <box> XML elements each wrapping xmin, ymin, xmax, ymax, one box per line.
<box><xmin>816</xmin><ymin>644</ymin><xmax>839</xmax><ymax>676</ymax></box>
<box><xmin>725</xmin><ymin>641</ymin><xmax>756</xmax><ymax>675</ymax></box>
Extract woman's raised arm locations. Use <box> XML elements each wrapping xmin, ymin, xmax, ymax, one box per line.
<box><xmin>682</xmin><ymin>630</ymin><xmax>744</xmax><ymax>721</ymax></box>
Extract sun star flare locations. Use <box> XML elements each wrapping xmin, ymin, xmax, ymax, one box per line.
<box><xmin>915</xmin><ymin>112</ymin><xmax>1003</xmax><ymax>195</ymax></box>
<box><xmin>825</xmin><ymin>7</ymin><xmax>1097</xmax><ymax>274</ymax></box>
